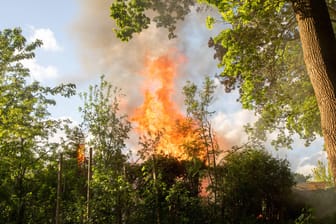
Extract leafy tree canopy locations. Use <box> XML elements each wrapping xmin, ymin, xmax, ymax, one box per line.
<box><xmin>0</xmin><ymin>27</ymin><xmax>76</xmax><ymax>223</ymax></box>
<box><xmin>110</xmin><ymin>0</ymin><xmax>196</xmax><ymax>41</ymax></box>
<box><xmin>79</xmin><ymin>76</ymin><xmax>132</xmax><ymax>223</ymax></box>
<box><xmin>219</xmin><ymin>149</ymin><xmax>295</xmax><ymax>223</ymax></box>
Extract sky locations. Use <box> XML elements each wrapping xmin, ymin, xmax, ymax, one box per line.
<box><xmin>0</xmin><ymin>0</ymin><xmax>327</xmax><ymax>175</ymax></box>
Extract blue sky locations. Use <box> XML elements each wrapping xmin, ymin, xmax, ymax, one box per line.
<box><xmin>0</xmin><ymin>1</ymin><xmax>78</xmax><ymax>70</ymax></box>
<box><xmin>0</xmin><ymin>0</ymin><xmax>326</xmax><ymax>175</ymax></box>
<box><xmin>0</xmin><ymin>0</ymin><xmax>84</xmax><ymax>119</ymax></box>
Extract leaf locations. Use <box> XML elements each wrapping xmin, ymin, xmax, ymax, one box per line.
<box><xmin>206</xmin><ymin>16</ymin><xmax>215</xmax><ymax>30</ymax></box>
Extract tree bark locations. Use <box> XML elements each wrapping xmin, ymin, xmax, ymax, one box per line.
<box><xmin>291</xmin><ymin>0</ymin><xmax>336</xmax><ymax>184</ymax></box>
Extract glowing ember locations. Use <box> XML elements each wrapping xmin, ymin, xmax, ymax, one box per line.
<box><xmin>132</xmin><ymin>55</ymin><xmax>205</xmax><ymax>160</ymax></box>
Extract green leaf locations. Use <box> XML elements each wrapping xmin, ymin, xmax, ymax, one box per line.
<box><xmin>206</xmin><ymin>16</ymin><xmax>215</xmax><ymax>30</ymax></box>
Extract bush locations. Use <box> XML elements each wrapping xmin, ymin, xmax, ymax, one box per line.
<box><xmin>216</xmin><ymin>149</ymin><xmax>295</xmax><ymax>223</ymax></box>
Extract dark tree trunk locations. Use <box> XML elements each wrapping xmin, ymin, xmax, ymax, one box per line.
<box><xmin>291</xmin><ymin>0</ymin><xmax>336</xmax><ymax>184</ymax></box>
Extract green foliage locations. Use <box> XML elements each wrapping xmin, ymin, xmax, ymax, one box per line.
<box><xmin>56</xmin><ymin>126</ymin><xmax>87</xmax><ymax>223</ymax></box>
<box><xmin>133</xmin><ymin>154</ymin><xmax>206</xmax><ymax>224</ymax></box>
<box><xmin>110</xmin><ymin>0</ymin><xmax>196</xmax><ymax>41</ymax></box>
<box><xmin>110</xmin><ymin>0</ymin><xmax>151</xmax><ymax>41</ymax></box>
<box><xmin>3</xmin><ymin>22</ymin><xmax>328</xmax><ymax>223</ymax></box>
<box><xmin>206</xmin><ymin>16</ymin><xmax>215</xmax><ymax>30</ymax></box>
<box><xmin>206</xmin><ymin>0</ymin><xmax>335</xmax><ymax>149</ymax></box>
<box><xmin>80</xmin><ymin>75</ymin><xmax>131</xmax><ymax>167</ymax></box>
<box><xmin>0</xmin><ymin>27</ymin><xmax>76</xmax><ymax>223</ymax></box>
<box><xmin>182</xmin><ymin>77</ymin><xmax>218</xmax><ymax>161</ymax></box>
<box><xmin>183</xmin><ymin>76</ymin><xmax>223</xmax><ymax>206</ymax></box>
<box><xmin>203</xmin><ymin>0</ymin><xmax>323</xmax><ymax>149</ymax></box>
<box><xmin>312</xmin><ymin>160</ymin><xmax>334</xmax><ymax>186</ymax></box>
<box><xmin>295</xmin><ymin>208</ymin><xmax>314</xmax><ymax>224</ymax></box>
<box><xmin>217</xmin><ymin>149</ymin><xmax>295</xmax><ymax>223</ymax></box>
<box><xmin>183</xmin><ymin>76</ymin><xmax>216</xmax><ymax>121</ymax></box>
<box><xmin>79</xmin><ymin>75</ymin><xmax>132</xmax><ymax>223</ymax></box>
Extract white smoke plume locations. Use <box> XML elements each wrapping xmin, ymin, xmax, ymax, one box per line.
<box><xmin>70</xmin><ymin>0</ymin><xmax>252</xmax><ymax>152</ymax></box>
<box><xmin>71</xmin><ymin>0</ymin><xmax>223</xmax><ymax>109</ymax></box>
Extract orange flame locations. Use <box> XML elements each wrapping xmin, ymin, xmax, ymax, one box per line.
<box><xmin>77</xmin><ymin>143</ymin><xmax>85</xmax><ymax>166</ymax></box>
<box><xmin>132</xmin><ymin>55</ymin><xmax>205</xmax><ymax>160</ymax></box>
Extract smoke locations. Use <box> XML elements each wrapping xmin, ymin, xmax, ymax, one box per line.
<box><xmin>293</xmin><ymin>186</ymin><xmax>336</xmax><ymax>219</ymax></box>
<box><xmin>70</xmin><ymin>0</ymin><xmax>223</xmax><ymax>107</ymax></box>
<box><xmin>70</xmin><ymin>0</ymin><xmax>247</xmax><ymax>151</ymax></box>
<box><xmin>70</xmin><ymin>0</ymin><xmax>179</xmax><ymax>112</ymax></box>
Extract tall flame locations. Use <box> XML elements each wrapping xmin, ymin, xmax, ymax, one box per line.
<box><xmin>132</xmin><ymin>55</ymin><xmax>204</xmax><ymax>160</ymax></box>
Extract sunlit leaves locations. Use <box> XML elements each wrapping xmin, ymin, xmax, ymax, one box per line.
<box><xmin>110</xmin><ymin>0</ymin><xmax>151</xmax><ymax>41</ymax></box>
<box><xmin>0</xmin><ymin>28</ymin><xmax>76</xmax><ymax>223</ymax></box>
<box><xmin>204</xmin><ymin>1</ymin><xmax>322</xmax><ymax>148</ymax></box>
<box><xmin>110</xmin><ymin>0</ymin><xmax>196</xmax><ymax>40</ymax></box>
<box><xmin>206</xmin><ymin>16</ymin><xmax>215</xmax><ymax>29</ymax></box>
<box><xmin>79</xmin><ymin>75</ymin><xmax>131</xmax><ymax>164</ymax></box>
<box><xmin>312</xmin><ymin>160</ymin><xmax>334</xmax><ymax>185</ymax></box>
<box><xmin>79</xmin><ymin>76</ymin><xmax>132</xmax><ymax>223</ymax></box>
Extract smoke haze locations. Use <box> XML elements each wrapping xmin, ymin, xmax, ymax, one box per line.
<box><xmin>71</xmin><ymin>0</ymin><xmax>177</xmax><ymax>111</ymax></box>
<box><xmin>70</xmin><ymin>0</ymin><xmax>254</xmax><ymax>154</ymax></box>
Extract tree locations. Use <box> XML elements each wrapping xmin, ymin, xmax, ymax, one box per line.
<box><xmin>135</xmin><ymin>145</ymin><xmax>206</xmax><ymax>224</ymax></box>
<box><xmin>218</xmin><ymin>149</ymin><xmax>295</xmax><ymax>223</ymax></box>
<box><xmin>109</xmin><ymin>0</ymin><xmax>336</xmax><ymax>183</ymax></box>
<box><xmin>57</xmin><ymin>126</ymin><xmax>87</xmax><ymax>223</ymax></box>
<box><xmin>110</xmin><ymin>0</ymin><xmax>196</xmax><ymax>41</ymax></box>
<box><xmin>183</xmin><ymin>76</ymin><xmax>219</xmax><ymax>164</ymax></box>
<box><xmin>291</xmin><ymin>0</ymin><xmax>336</xmax><ymax>185</ymax></box>
<box><xmin>182</xmin><ymin>77</ymin><xmax>222</xmax><ymax>207</ymax></box>
<box><xmin>79</xmin><ymin>76</ymin><xmax>132</xmax><ymax>224</ymax></box>
<box><xmin>0</xmin><ymin>28</ymin><xmax>75</xmax><ymax>223</ymax></box>
<box><xmin>312</xmin><ymin>160</ymin><xmax>334</xmax><ymax>185</ymax></box>
<box><xmin>134</xmin><ymin>129</ymin><xmax>207</xmax><ymax>224</ymax></box>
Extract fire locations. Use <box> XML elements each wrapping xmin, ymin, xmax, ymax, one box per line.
<box><xmin>132</xmin><ymin>55</ymin><xmax>204</xmax><ymax>160</ymax></box>
<box><xmin>77</xmin><ymin>143</ymin><xmax>85</xmax><ymax>166</ymax></box>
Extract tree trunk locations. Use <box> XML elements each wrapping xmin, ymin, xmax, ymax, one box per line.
<box><xmin>86</xmin><ymin>147</ymin><xmax>92</xmax><ymax>223</ymax></box>
<box><xmin>291</xmin><ymin>0</ymin><xmax>336</xmax><ymax>184</ymax></box>
<box><xmin>56</xmin><ymin>153</ymin><xmax>62</xmax><ymax>224</ymax></box>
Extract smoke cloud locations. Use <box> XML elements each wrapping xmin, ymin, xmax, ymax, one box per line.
<box><xmin>71</xmin><ymin>0</ymin><xmax>223</xmax><ymax>108</ymax></box>
<box><xmin>71</xmin><ymin>0</ymin><xmax>176</xmax><ymax>111</ymax></box>
<box><xmin>70</xmin><ymin>0</ymin><xmax>250</xmax><ymax>152</ymax></box>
